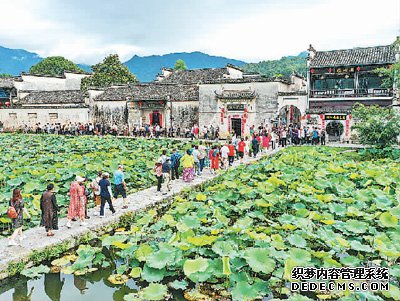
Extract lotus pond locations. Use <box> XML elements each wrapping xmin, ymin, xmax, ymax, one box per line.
<box><xmin>2</xmin><ymin>146</ymin><xmax>400</xmax><ymax>301</ymax></box>
<box><xmin>0</xmin><ymin>134</ymin><xmax>190</xmax><ymax>235</ymax></box>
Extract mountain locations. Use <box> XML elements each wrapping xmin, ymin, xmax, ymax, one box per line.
<box><xmin>242</xmin><ymin>51</ymin><xmax>308</xmax><ymax>78</ymax></box>
<box><xmin>0</xmin><ymin>46</ymin><xmax>42</xmax><ymax>75</ymax></box>
<box><xmin>124</xmin><ymin>51</ymin><xmax>246</xmax><ymax>82</ymax></box>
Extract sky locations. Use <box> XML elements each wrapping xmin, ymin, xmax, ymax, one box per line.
<box><xmin>0</xmin><ymin>0</ymin><xmax>399</xmax><ymax>64</ymax></box>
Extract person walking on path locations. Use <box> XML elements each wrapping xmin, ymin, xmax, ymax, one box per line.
<box><xmin>237</xmin><ymin>138</ymin><xmax>246</xmax><ymax>164</ymax></box>
<box><xmin>192</xmin><ymin>145</ymin><xmax>201</xmax><ymax>176</ymax></box>
<box><xmin>227</xmin><ymin>141</ymin><xmax>235</xmax><ymax>166</ymax></box>
<box><xmin>312</xmin><ymin>128</ymin><xmax>319</xmax><ymax>145</ymax></box>
<box><xmin>162</xmin><ymin>158</ymin><xmax>172</xmax><ymax>193</ymax></box>
<box><xmin>181</xmin><ymin>149</ymin><xmax>195</xmax><ymax>182</ymax></box>
<box><xmin>210</xmin><ymin>145</ymin><xmax>220</xmax><ymax>174</ymax></box>
<box><xmin>321</xmin><ymin>129</ymin><xmax>326</xmax><ymax>145</ymax></box>
<box><xmin>280</xmin><ymin>128</ymin><xmax>287</xmax><ymax>147</ymax></box>
<box><xmin>98</xmin><ymin>173</ymin><xmax>116</xmax><ymax>217</ymax></box>
<box><xmin>170</xmin><ymin>149</ymin><xmax>182</xmax><ymax>180</ymax></box>
<box><xmin>252</xmin><ymin>135</ymin><xmax>260</xmax><ymax>158</ymax></box>
<box><xmin>8</xmin><ymin>188</ymin><xmax>31</xmax><ymax>246</ymax></box>
<box><xmin>262</xmin><ymin>134</ymin><xmax>270</xmax><ymax>153</ymax></box>
<box><xmin>220</xmin><ymin>143</ymin><xmax>229</xmax><ymax>170</ymax></box>
<box><xmin>154</xmin><ymin>159</ymin><xmax>163</xmax><ymax>193</ymax></box>
<box><xmin>90</xmin><ymin>171</ymin><xmax>102</xmax><ymax>216</ymax></box>
<box><xmin>113</xmin><ymin>165</ymin><xmax>128</xmax><ymax>209</ymax></box>
<box><xmin>40</xmin><ymin>184</ymin><xmax>58</xmax><ymax>237</ymax></box>
<box><xmin>66</xmin><ymin>176</ymin><xmax>87</xmax><ymax>228</ymax></box>
<box><xmin>198</xmin><ymin>141</ymin><xmax>207</xmax><ymax>174</ymax></box>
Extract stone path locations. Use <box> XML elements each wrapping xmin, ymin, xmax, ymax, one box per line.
<box><xmin>0</xmin><ymin>148</ymin><xmax>282</xmax><ymax>280</ymax></box>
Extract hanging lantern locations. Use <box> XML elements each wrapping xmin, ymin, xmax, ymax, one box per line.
<box><xmin>5</xmin><ymin>102</ymin><xmax>10</xmax><ymax>106</ymax></box>
<box><xmin>356</xmin><ymin>66</ymin><xmax>361</xmax><ymax>72</ymax></box>
<box><xmin>310</xmin><ymin>68</ymin><xmax>315</xmax><ymax>74</ymax></box>
<box><xmin>307</xmin><ymin>114</ymin><xmax>311</xmax><ymax>119</ymax></box>
<box><xmin>328</xmin><ymin>68</ymin><xmax>332</xmax><ymax>73</ymax></box>
<box><xmin>138</xmin><ymin>101</ymin><xmax>143</xmax><ymax>107</ymax></box>
<box><xmin>320</xmin><ymin>114</ymin><xmax>324</xmax><ymax>120</ymax></box>
<box><xmin>159</xmin><ymin>100</ymin><xmax>164</xmax><ymax>105</ymax></box>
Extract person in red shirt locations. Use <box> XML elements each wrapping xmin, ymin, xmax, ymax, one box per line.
<box><xmin>237</xmin><ymin>138</ymin><xmax>246</xmax><ymax>163</ymax></box>
<box><xmin>210</xmin><ymin>145</ymin><xmax>220</xmax><ymax>174</ymax></box>
<box><xmin>227</xmin><ymin>141</ymin><xmax>235</xmax><ymax>166</ymax></box>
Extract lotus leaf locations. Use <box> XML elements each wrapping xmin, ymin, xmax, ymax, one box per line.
<box><xmin>183</xmin><ymin>257</ymin><xmax>208</xmax><ymax>276</ymax></box>
<box><xmin>231</xmin><ymin>281</ymin><xmax>261</xmax><ymax>301</ymax></box>
<box><xmin>244</xmin><ymin>248</ymin><xmax>275</xmax><ymax>274</ymax></box>
<box><xmin>108</xmin><ymin>274</ymin><xmax>129</xmax><ymax>285</ymax></box>
<box><xmin>379</xmin><ymin>211</ymin><xmax>399</xmax><ymax>227</ymax></box>
<box><xmin>21</xmin><ymin>265</ymin><xmax>50</xmax><ymax>279</ymax></box>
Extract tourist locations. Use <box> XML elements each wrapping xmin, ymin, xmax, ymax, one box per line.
<box><xmin>181</xmin><ymin>149</ymin><xmax>195</xmax><ymax>182</ymax></box>
<box><xmin>113</xmin><ymin>165</ymin><xmax>128</xmax><ymax>209</ymax></box>
<box><xmin>312</xmin><ymin>127</ymin><xmax>319</xmax><ymax>145</ymax></box>
<box><xmin>8</xmin><ymin>188</ymin><xmax>31</xmax><ymax>246</ymax></box>
<box><xmin>227</xmin><ymin>140</ymin><xmax>235</xmax><ymax>166</ymax></box>
<box><xmin>198</xmin><ymin>141</ymin><xmax>207</xmax><ymax>174</ymax></box>
<box><xmin>66</xmin><ymin>176</ymin><xmax>87</xmax><ymax>228</ymax></box>
<box><xmin>90</xmin><ymin>171</ymin><xmax>103</xmax><ymax>215</ymax></box>
<box><xmin>321</xmin><ymin>129</ymin><xmax>326</xmax><ymax>145</ymax></box>
<box><xmin>162</xmin><ymin>158</ymin><xmax>172</xmax><ymax>193</ymax></box>
<box><xmin>99</xmin><ymin>172</ymin><xmax>116</xmax><ymax>217</ymax></box>
<box><xmin>220</xmin><ymin>143</ymin><xmax>229</xmax><ymax>169</ymax></box>
<box><xmin>40</xmin><ymin>184</ymin><xmax>58</xmax><ymax>237</ymax></box>
<box><xmin>153</xmin><ymin>159</ymin><xmax>163</xmax><ymax>192</ymax></box>
<box><xmin>252</xmin><ymin>135</ymin><xmax>260</xmax><ymax>158</ymax></box>
<box><xmin>280</xmin><ymin>128</ymin><xmax>287</xmax><ymax>147</ymax></box>
<box><xmin>262</xmin><ymin>134</ymin><xmax>270</xmax><ymax>153</ymax></box>
<box><xmin>170</xmin><ymin>149</ymin><xmax>182</xmax><ymax>180</ymax></box>
<box><xmin>238</xmin><ymin>138</ymin><xmax>246</xmax><ymax>164</ymax></box>
<box><xmin>271</xmin><ymin>131</ymin><xmax>277</xmax><ymax>149</ymax></box>
<box><xmin>210</xmin><ymin>145</ymin><xmax>220</xmax><ymax>174</ymax></box>
<box><xmin>158</xmin><ymin>150</ymin><xmax>168</xmax><ymax>164</ymax></box>
<box><xmin>192</xmin><ymin>145</ymin><xmax>201</xmax><ymax>176</ymax></box>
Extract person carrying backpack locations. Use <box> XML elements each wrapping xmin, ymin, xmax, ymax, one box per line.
<box><xmin>8</xmin><ymin>188</ymin><xmax>31</xmax><ymax>246</ymax></box>
<box><xmin>170</xmin><ymin>149</ymin><xmax>182</xmax><ymax>180</ymax></box>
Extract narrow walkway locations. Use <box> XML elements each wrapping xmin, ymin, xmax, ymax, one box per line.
<box><xmin>0</xmin><ymin>148</ymin><xmax>282</xmax><ymax>280</ymax></box>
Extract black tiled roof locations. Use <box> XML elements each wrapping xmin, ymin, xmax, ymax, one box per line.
<box><xmin>310</xmin><ymin>45</ymin><xmax>396</xmax><ymax>68</ymax></box>
<box><xmin>93</xmin><ymin>83</ymin><xmax>199</xmax><ymax>101</ymax></box>
<box><xmin>18</xmin><ymin>90</ymin><xmax>86</xmax><ymax>105</ymax></box>
<box><xmin>157</xmin><ymin>68</ymin><xmax>228</xmax><ymax>84</ymax></box>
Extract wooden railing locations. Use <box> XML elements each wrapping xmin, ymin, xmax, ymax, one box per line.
<box><xmin>310</xmin><ymin>89</ymin><xmax>392</xmax><ymax>98</ymax></box>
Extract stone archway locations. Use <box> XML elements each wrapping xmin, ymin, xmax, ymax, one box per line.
<box><xmin>326</xmin><ymin>121</ymin><xmax>344</xmax><ymax>142</ymax></box>
<box><xmin>278</xmin><ymin>105</ymin><xmax>301</xmax><ymax>127</ymax></box>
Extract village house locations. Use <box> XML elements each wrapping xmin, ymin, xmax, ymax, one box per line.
<box><xmin>306</xmin><ymin>41</ymin><xmax>399</xmax><ymax>142</ymax></box>
<box><xmin>0</xmin><ymin>71</ymin><xmax>90</xmax><ymax>129</ymax></box>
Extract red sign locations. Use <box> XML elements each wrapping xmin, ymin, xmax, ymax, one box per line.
<box><xmin>345</xmin><ymin>117</ymin><xmax>350</xmax><ymax>137</ymax></box>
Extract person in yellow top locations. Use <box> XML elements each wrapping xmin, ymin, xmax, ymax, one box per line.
<box><xmin>181</xmin><ymin>149</ymin><xmax>195</xmax><ymax>182</ymax></box>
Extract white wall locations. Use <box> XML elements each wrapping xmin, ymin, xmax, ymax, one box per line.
<box><xmin>14</xmin><ymin>73</ymin><xmax>88</xmax><ymax>92</ymax></box>
<box><xmin>0</xmin><ymin>107</ymin><xmax>90</xmax><ymax>129</ymax></box>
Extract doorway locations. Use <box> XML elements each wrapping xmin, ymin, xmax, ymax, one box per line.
<box><xmin>231</xmin><ymin>118</ymin><xmax>242</xmax><ymax>137</ymax></box>
<box><xmin>150</xmin><ymin>111</ymin><xmax>162</xmax><ymax>126</ymax></box>
<box><xmin>326</xmin><ymin>121</ymin><xmax>343</xmax><ymax>142</ymax></box>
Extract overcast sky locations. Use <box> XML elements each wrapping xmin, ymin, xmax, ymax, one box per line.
<box><xmin>0</xmin><ymin>0</ymin><xmax>399</xmax><ymax>64</ymax></box>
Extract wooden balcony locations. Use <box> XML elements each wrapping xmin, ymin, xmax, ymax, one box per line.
<box><xmin>310</xmin><ymin>88</ymin><xmax>393</xmax><ymax>98</ymax></box>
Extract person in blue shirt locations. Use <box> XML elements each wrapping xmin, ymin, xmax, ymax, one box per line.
<box><xmin>312</xmin><ymin>128</ymin><xmax>319</xmax><ymax>145</ymax></box>
<box><xmin>170</xmin><ymin>149</ymin><xmax>182</xmax><ymax>180</ymax></box>
<box><xmin>98</xmin><ymin>172</ymin><xmax>116</xmax><ymax>217</ymax></box>
<box><xmin>113</xmin><ymin>165</ymin><xmax>128</xmax><ymax>209</ymax></box>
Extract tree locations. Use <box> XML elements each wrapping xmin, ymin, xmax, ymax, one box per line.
<box><xmin>81</xmin><ymin>54</ymin><xmax>137</xmax><ymax>90</ymax></box>
<box><xmin>174</xmin><ymin>59</ymin><xmax>187</xmax><ymax>71</ymax></box>
<box><xmin>29</xmin><ymin>56</ymin><xmax>83</xmax><ymax>76</ymax></box>
<box><xmin>0</xmin><ymin>73</ymin><xmax>12</xmax><ymax>78</ymax></box>
<box><xmin>352</xmin><ymin>104</ymin><xmax>400</xmax><ymax>148</ymax></box>
<box><xmin>373</xmin><ymin>61</ymin><xmax>400</xmax><ymax>89</ymax></box>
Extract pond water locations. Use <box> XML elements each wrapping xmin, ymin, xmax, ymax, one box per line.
<box><xmin>0</xmin><ymin>265</ymin><xmax>186</xmax><ymax>301</ymax></box>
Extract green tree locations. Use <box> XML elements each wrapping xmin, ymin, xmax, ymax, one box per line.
<box><xmin>81</xmin><ymin>54</ymin><xmax>137</xmax><ymax>90</ymax></box>
<box><xmin>29</xmin><ymin>56</ymin><xmax>83</xmax><ymax>76</ymax></box>
<box><xmin>373</xmin><ymin>61</ymin><xmax>400</xmax><ymax>89</ymax></box>
<box><xmin>174</xmin><ymin>59</ymin><xmax>187</xmax><ymax>71</ymax></box>
<box><xmin>352</xmin><ymin>104</ymin><xmax>400</xmax><ymax>148</ymax></box>
<box><xmin>0</xmin><ymin>73</ymin><xmax>12</xmax><ymax>78</ymax></box>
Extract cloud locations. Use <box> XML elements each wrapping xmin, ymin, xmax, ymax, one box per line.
<box><xmin>0</xmin><ymin>0</ymin><xmax>398</xmax><ymax>64</ymax></box>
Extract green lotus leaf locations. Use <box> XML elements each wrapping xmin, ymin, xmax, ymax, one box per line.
<box><xmin>287</xmin><ymin>294</ymin><xmax>314</xmax><ymax>301</ymax></box>
<box><xmin>379</xmin><ymin>212</ymin><xmax>399</xmax><ymax>228</ymax></box>
<box><xmin>183</xmin><ymin>257</ymin><xmax>209</xmax><ymax>276</ymax></box>
<box><xmin>21</xmin><ymin>265</ymin><xmax>50</xmax><ymax>279</ymax></box>
<box><xmin>168</xmin><ymin>279</ymin><xmax>188</xmax><ymax>290</ymax></box>
<box><xmin>108</xmin><ymin>274</ymin><xmax>128</xmax><ymax>285</ymax></box>
<box><xmin>350</xmin><ymin>240</ymin><xmax>372</xmax><ymax>252</ymax></box>
<box><xmin>244</xmin><ymin>248</ymin><xmax>276</xmax><ymax>274</ymax></box>
<box><xmin>141</xmin><ymin>264</ymin><xmax>166</xmax><ymax>282</ymax></box>
<box><xmin>231</xmin><ymin>281</ymin><xmax>261</xmax><ymax>301</ymax></box>
<box><xmin>187</xmin><ymin>235</ymin><xmax>218</xmax><ymax>246</ymax></box>
<box><xmin>129</xmin><ymin>267</ymin><xmax>142</xmax><ymax>278</ymax></box>
<box><xmin>344</xmin><ymin>220</ymin><xmax>368</xmax><ymax>234</ymax></box>
<box><xmin>375</xmin><ymin>197</ymin><xmax>392</xmax><ymax>210</ymax></box>
<box><xmin>212</xmin><ymin>241</ymin><xmax>237</xmax><ymax>258</ymax></box>
<box><xmin>340</xmin><ymin>255</ymin><xmax>361</xmax><ymax>266</ymax></box>
<box><xmin>287</xmin><ymin>234</ymin><xmax>307</xmax><ymax>248</ymax></box>
<box><xmin>146</xmin><ymin>244</ymin><xmax>178</xmax><ymax>269</ymax></box>
<box><xmin>141</xmin><ymin>283</ymin><xmax>168</xmax><ymax>301</ymax></box>
<box><xmin>195</xmin><ymin>193</ymin><xmax>207</xmax><ymax>201</ymax></box>
<box><xmin>288</xmin><ymin>248</ymin><xmax>312</xmax><ymax>264</ymax></box>
<box><xmin>135</xmin><ymin>244</ymin><xmax>153</xmax><ymax>262</ymax></box>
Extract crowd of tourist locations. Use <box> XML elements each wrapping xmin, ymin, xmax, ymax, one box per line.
<box><xmin>6</xmin><ymin>121</ymin><xmax>329</xmax><ymax>246</ymax></box>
